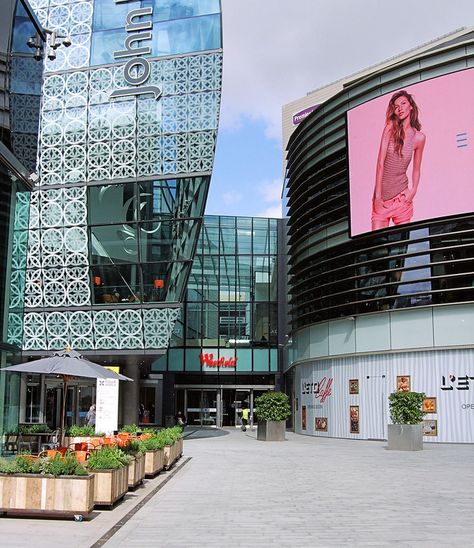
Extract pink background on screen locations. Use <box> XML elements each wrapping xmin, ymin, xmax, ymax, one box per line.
<box><xmin>347</xmin><ymin>69</ymin><xmax>474</xmax><ymax>237</ymax></box>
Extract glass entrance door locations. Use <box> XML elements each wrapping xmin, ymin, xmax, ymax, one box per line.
<box><xmin>186</xmin><ymin>389</ymin><xmax>218</xmax><ymax>427</ymax></box>
<box><xmin>234</xmin><ymin>390</ymin><xmax>250</xmax><ymax>427</ymax></box>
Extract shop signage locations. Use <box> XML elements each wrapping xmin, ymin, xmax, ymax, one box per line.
<box><xmin>95</xmin><ymin>378</ymin><xmax>119</xmax><ymax>434</ymax></box>
<box><xmin>110</xmin><ymin>0</ymin><xmax>162</xmax><ymax>100</ymax></box>
<box><xmin>292</xmin><ymin>104</ymin><xmax>319</xmax><ymax>125</ymax></box>
<box><xmin>200</xmin><ymin>353</ymin><xmax>237</xmax><ymax>368</ymax></box>
<box><xmin>314</xmin><ymin>376</ymin><xmax>333</xmax><ymax>404</ymax></box>
<box><xmin>441</xmin><ymin>374</ymin><xmax>474</xmax><ymax>391</ymax></box>
<box><xmin>301</xmin><ymin>376</ymin><xmax>333</xmax><ymax>404</ymax></box>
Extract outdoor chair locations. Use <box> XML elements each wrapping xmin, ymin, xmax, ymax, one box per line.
<box><xmin>17</xmin><ymin>434</ymin><xmax>33</xmax><ymax>453</ymax></box>
<box><xmin>3</xmin><ymin>434</ymin><xmax>18</xmax><ymax>455</ymax></box>
<box><xmin>70</xmin><ymin>450</ymin><xmax>90</xmax><ymax>463</ymax></box>
<box><xmin>41</xmin><ymin>429</ymin><xmax>60</xmax><ymax>451</ymax></box>
<box><xmin>38</xmin><ymin>449</ymin><xmax>63</xmax><ymax>459</ymax></box>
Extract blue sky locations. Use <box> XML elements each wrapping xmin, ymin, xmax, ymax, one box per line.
<box><xmin>205</xmin><ymin>117</ymin><xmax>282</xmax><ymax>218</ymax></box>
<box><xmin>207</xmin><ymin>0</ymin><xmax>474</xmax><ymax>219</ymax></box>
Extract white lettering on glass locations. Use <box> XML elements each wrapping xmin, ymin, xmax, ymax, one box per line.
<box><xmin>110</xmin><ymin>0</ymin><xmax>161</xmax><ymax>100</ymax></box>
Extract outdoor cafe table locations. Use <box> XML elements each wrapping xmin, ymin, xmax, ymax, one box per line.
<box><xmin>18</xmin><ymin>432</ymin><xmax>55</xmax><ymax>453</ymax></box>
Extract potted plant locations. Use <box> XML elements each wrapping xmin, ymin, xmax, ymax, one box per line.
<box><xmin>0</xmin><ymin>453</ymin><xmax>93</xmax><ymax>518</ymax></box>
<box><xmin>387</xmin><ymin>391</ymin><xmax>426</xmax><ymax>451</ymax></box>
<box><xmin>140</xmin><ymin>435</ymin><xmax>165</xmax><ymax>477</ymax></box>
<box><xmin>157</xmin><ymin>427</ymin><xmax>182</xmax><ymax>469</ymax></box>
<box><xmin>65</xmin><ymin>425</ymin><xmax>105</xmax><ymax>448</ymax></box>
<box><xmin>254</xmin><ymin>391</ymin><xmax>291</xmax><ymax>441</ymax></box>
<box><xmin>86</xmin><ymin>446</ymin><xmax>131</xmax><ymax>507</ymax></box>
<box><xmin>122</xmin><ymin>440</ymin><xmax>145</xmax><ymax>488</ymax></box>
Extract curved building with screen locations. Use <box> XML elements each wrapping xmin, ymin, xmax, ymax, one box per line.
<box><xmin>285</xmin><ymin>28</ymin><xmax>474</xmax><ymax>443</ymax></box>
<box><xmin>16</xmin><ymin>0</ymin><xmax>223</xmax><ymax>426</ymax></box>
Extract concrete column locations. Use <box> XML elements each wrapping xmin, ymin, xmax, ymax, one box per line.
<box><xmin>120</xmin><ymin>362</ymin><xmax>140</xmax><ymax>426</ymax></box>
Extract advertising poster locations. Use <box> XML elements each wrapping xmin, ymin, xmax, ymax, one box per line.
<box><xmin>315</xmin><ymin>417</ymin><xmax>328</xmax><ymax>431</ymax></box>
<box><xmin>301</xmin><ymin>406</ymin><xmax>307</xmax><ymax>430</ymax></box>
<box><xmin>349</xmin><ymin>379</ymin><xmax>359</xmax><ymax>395</ymax></box>
<box><xmin>397</xmin><ymin>375</ymin><xmax>411</xmax><ymax>392</ymax></box>
<box><xmin>422</xmin><ymin>397</ymin><xmax>437</xmax><ymax>413</ymax></box>
<box><xmin>347</xmin><ymin>69</ymin><xmax>474</xmax><ymax>237</ymax></box>
<box><xmin>423</xmin><ymin>419</ymin><xmax>438</xmax><ymax>436</ymax></box>
<box><xmin>350</xmin><ymin>405</ymin><xmax>360</xmax><ymax>434</ymax></box>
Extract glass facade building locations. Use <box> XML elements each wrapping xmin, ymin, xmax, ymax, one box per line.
<box><xmin>18</xmin><ymin>0</ymin><xmax>223</xmax><ymax>356</ymax></box>
<box><xmin>6</xmin><ymin>0</ymin><xmax>224</xmax><ymax>429</ymax></box>
<box><xmin>285</xmin><ymin>30</ymin><xmax>474</xmax><ymax>443</ymax></box>
<box><xmin>0</xmin><ymin>0</ymin><xmax>45</xmax><ymax>434</ymax></box>
<box><xmin>153</xmin><ymin>215</ymin><xmax>283</xmax><ymax>427</ymax></box>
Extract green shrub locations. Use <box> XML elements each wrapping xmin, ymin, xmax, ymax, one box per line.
<box><xmin>19</xmin><ymin>424</ymin><xmax>51</xmax><ymax>434</ymax></box>
<box><xmin>67</xmin><ymin>425</ymin><xmax>95</xmax><ymax>437</ymax></box>
<box><xmin>254</xmin><ymin>391</ymin><xmax>291</xmax><ymax>421</ymax></box>
<box><xmin>0</xmin><ymin>459</ymin><xmax>20</xmax><ymax>474</ymax></box>
<box><xmin>87</xmin><ymin>446</ymin><xmax>131</xmax><ymax>470</ymax></box>
<box><xmin>120</xmin><ymin>424</ymin><xmax>139</xmax><ymax>433</ymax></box>
<box><xmin>389</xmin><ymin>391</ymin><xmax>426</xmax><ymax>424</ymax></box>
<box><xmin>121</xmin><ymin>440</ymin><xmax>144</xmax><ymax>455</ymax></box>
<box><xmin>140</xmin><ymin>436</ymin><xmax>165</xmax><ymax>451</ymax></box>
<box><xmin>0</xmin><ymin>454</ymin><xmax>88</xmax><ymax>476</ymax></box>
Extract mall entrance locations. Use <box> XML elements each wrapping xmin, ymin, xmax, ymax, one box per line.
<box><xmin>175</xmin><ymin>385</ymin><xmax>274</xmax><ymax>428</ymax></box>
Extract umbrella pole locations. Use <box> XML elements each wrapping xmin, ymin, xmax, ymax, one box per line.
<box><xmin>60</xmin><ymin>376</ymin><xmax>69</xmax><ymax>448</ymax></box>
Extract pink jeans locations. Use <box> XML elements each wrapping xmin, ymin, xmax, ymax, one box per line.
<box><xmin>371</xmin><ymin>192</ymin><xmax>413</xmax><ymax>228</ymax></box>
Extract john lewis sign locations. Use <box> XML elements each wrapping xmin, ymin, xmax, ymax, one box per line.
<box><xmin>110</xmin><ymin>0</ymin><xmax>162</xmax><ymax>100</ymax></box>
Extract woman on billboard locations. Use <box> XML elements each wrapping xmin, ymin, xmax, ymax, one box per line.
<box><xmin>372</xmin><ymin>90</ymin><xmax>426</xmax><ymax>230</ymax></box>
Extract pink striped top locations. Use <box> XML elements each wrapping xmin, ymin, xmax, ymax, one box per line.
<box><xmin>381</xmin><ymin>128</ymin><xmax>415</xmax><ymax>201</ymax></box>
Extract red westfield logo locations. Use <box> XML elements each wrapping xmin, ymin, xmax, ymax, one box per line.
<box><xmin>200</xmin><ymin>353</ymin><xmax>237</xmax><ymax>368</ymax></box>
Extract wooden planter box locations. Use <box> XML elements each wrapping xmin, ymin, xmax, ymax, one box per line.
<box><xmin>163</xmin><ymin>444</ymin><xmax>173</xmax><ymax>469</ymax></box>
<box><xmin>0</xmin><ymin>473</ymin><xmax>94</xmax><ymax>518</ymax></box>
<box><xmin>144</xmin><ymin>449</ymin><xmax>163</xmax><ymax>477</ymax></box>
<box><xmin>89</xmin><ymin>466</ymin><xmax>128</xmax><ymax>507</ymax></box>
<box><xmin>128</xmin><ymin>453</ymin><xmax>145</xmax><ymax>488</ymax></box>
<box><xmin>163</xmin><ymin>441</ymin><xmax>181</xmax><ymax>469</ymax></box>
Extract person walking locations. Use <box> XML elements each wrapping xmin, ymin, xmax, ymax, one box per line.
<box><xmin>241</xmin><ymin>405</ymin><xmax>250</xmax><ymax>432</ymax></box>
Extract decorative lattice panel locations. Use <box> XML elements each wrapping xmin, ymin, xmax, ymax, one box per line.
<box><xmin>23</xmin><ymin>0</ymin><xmax>221</xmax><ymax>352</ymax></box>
<box><xmin>22</xmin><ymin>307</ymin><xmax>180</xmax><ymax>351</ymax></box>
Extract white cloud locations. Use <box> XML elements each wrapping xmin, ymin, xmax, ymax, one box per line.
<box><xmin>221</xmin><ymin>190</ymin><xmax>243</xmax><ymax>206</ymax></box>
<box><xmin>258</xmin><ymin>179</ymin><xmax>283</xmax><ymax>203</ymax></box>
<box><xmin>256</xmin><ymin>204</ymin><xmax>283</xmax><ymax>219</ymax></box>
<box><xmin>220</xmin><ymin>0</ymin><xmax>474</xmax><ymax>142</ymax></box>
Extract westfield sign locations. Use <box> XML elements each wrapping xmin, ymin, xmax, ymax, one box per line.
<box><xmin>200</xmin><ymin>354</ymin><xmax>237</xmax><ymax>368</ymax></box>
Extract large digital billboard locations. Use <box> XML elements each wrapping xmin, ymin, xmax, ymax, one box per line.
<box><xmin>347</xmin><ymin>69</ymin><xmax>474</xmax><ymax>237</ymax></box>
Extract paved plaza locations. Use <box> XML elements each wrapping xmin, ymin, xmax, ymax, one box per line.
<box><xmin>0</xmin><ymin>429</ymin><xmax>473</xmax><ymax>547</ymax></box>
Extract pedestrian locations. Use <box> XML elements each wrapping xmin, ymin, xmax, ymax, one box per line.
<box><xmin>86</xmin><ymin>404</ymin><xmax>96</xmax><ymax>427</ymax></box>
<box><xmin>241</xmin><ymin>405</ymin><xmax>250</xmax><ymax>431</ymax></box>
<box><xmin>176</xmin><ymin>410</ymin><xmax>187</xmax><ymax>431</ymax></box>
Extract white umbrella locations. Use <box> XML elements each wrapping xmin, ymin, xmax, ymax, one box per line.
<box><xmin>3</xmin><ymin>348</ymin><xmax>132</xmax><ymax>447</ymax></box>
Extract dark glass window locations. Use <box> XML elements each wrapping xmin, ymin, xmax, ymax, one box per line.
<box><xmin>89</xmin><ymin>184</ymin><xmax>137</xmax><ymax>225</ymax></box>
<box><xmin>91</xmin><ymin>224</ymin><xmax>139</xmax><ymax>264</ymax></box>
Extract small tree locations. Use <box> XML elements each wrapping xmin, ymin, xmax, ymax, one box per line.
<box><xmin>254</xmin><ymin>391</ymin><xmax>291</xmax><ymax>422</ymax></box>
<box><xmin>389</xmin><ymin>391</ymin><xmax>426</xmax><ymax>424</ymax></box>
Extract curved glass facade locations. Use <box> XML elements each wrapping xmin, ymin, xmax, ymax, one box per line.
<box><xmin>18</xmin><ymin>0</ymin><xmax>223</xmax><ymax>353</ymax></box>
<box><xmin>286</xmin><ymin>38</ymin><xmax>474</xmax><ymax>330</ymax></box>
